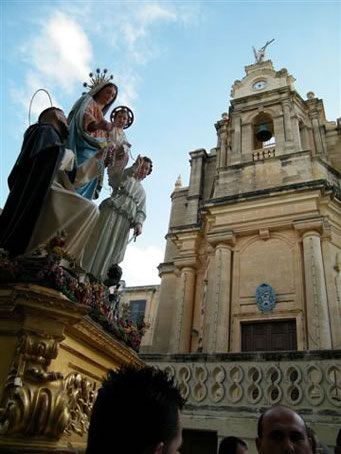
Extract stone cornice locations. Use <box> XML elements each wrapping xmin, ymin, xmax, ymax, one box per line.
<box><xmin>205</xmin><ymin>180</ymin><xmax>338</xmax><ymax>208</ymax></box>
<box><xmin>293</xmin><ymin>216</ymin><xmax>324</xmax><ymax>235</ymax></box>
<box><xmin>189</xmin><ymin>148</ymin><xmax>208</xmax><ymax>159</ymax></box>
<box><xmin>141</xmin><ymin>349</ymin><xmax>341</xmax><ymax>363</ymax></box>
<box><xmin>158</xmin><ymin>262</ymin><xmax>176</xmax><ymax>275</ymax></box>
<box><xmin>174</xmin><ymin>256</ymin><xmax>197</xmax><ymax>270</ymax></box>
<box><xmin>207</xmin><ymin>230</ymin><xmax>236</xmax><ymax>247</ymax></box>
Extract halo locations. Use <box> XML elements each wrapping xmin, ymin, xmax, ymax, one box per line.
<box><xmin>110</xmin><ymin>105</ymin><xmax>134</xmax><ymax>129</ymax></box>
<box><xmin>28</xmin><ymin>89</ymin><xmax>53</xmax><ymax>125</ymax></box>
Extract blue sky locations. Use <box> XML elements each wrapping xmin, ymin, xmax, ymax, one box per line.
<box><xmin>1</xmin><ymin>0</ymin><xmax>340</xmax><ymax>285</ymax></box>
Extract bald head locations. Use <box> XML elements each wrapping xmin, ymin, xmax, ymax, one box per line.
<box><xmin>256</xmin><ymin>406</ymin><xmax>312</xmax><ymax>454</ymax></box>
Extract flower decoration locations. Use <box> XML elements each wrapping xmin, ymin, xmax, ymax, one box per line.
<box><xmin>0</xmin><ymin>235</ymin><xmax>147</xmax><ymax>352</ymax></box>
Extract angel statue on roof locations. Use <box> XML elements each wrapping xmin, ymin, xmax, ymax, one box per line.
<box><xmin>252</xmin><ymin>39</ymin><xmax>275</xmax><ymax>64</ymax></box>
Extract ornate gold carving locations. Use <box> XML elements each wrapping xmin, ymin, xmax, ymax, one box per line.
<box><xmin>64</xmin><ymin>373</ymin><xmax>98</xmax><ymax>437</ymax></box>
<box><xmin>0</xmin><ymin>332</ymin><xmax>69</xmax><ymax>438</ymax></box>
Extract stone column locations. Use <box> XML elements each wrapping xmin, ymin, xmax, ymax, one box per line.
<box><xmin>215</xmin><ymin>115</ymin><xmax>229</xmax><ymax>169</ymax></box>
<box><xmin>241</xmin><ymin>122</ymin><xmax>253</xmax><ymax>157</ymax></box>
<box><xmin>273</xmin><ymin>114</ymin><xmax>285</xmax><ymax>153</ymax></box>
<box><xmin>205</xmin><ymin>231</ymin><xmax>235</xmax><ymax>353</ymax></box>
<box><xmin>311</xmin><ymin>116</ymin><xmax>325</xmax><ymax>155</ymax></box>
<box><xmin>171</xmin><ymin>263</ymin><xmax>196</xmax><ymax>353</ymax></box>
<box><xmin>187</xmin><ymin>149</ymin><xmax>206</xmax><ymax>225</ymax></box>
<box><xmin>302</xmin><ymin>231</ymin><xmax>332</xmax><ymax>349</ymax></box>
<box><xmin>209</xmin><ymin>243</ymin><xmax>233</xmax><ymax>352</ymax></box>
<box><xmin>282</xmin><ymin>101</ymin><xmax>293</xmax><ymax>142</ymax></box>
<box><xmin>232</xmin><ymin>115</ymin><xmax>241</xmax><ymax>157</ymax></box>
<box><xmin>292</xmin><ymin>115</ymin><xmax>302</xmax><ymax>151</ymax></box>
<box><xmin>321</xmin><ymin>233</ymin><xmax>341</xmax><ymax>350</ymax></box>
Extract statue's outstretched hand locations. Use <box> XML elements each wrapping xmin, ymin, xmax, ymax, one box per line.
<box><xmin>134</xmin><ymin>223</ymin><xmax>142</xmax><ymax>237</ymax></box>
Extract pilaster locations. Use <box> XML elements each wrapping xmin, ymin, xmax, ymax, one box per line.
<box><xmin>204</xmin><ymin>231</ymin><xmax>235</xmax><ymax>353</ymax></box>
<box><xmin>171</xmin><ymin>259</ymin><xmax>197</xmax><ymax>353</ymax></box>
<box><xmin>294</xmin><ymin>219</ymin><xmax>332</xmax><ymax>349</ymax></box>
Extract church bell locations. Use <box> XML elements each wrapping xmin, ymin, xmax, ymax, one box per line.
<box><xmin>255</xmin><ymin>123</ymin><xmax>273</xmax><ymax>142</ymax></box>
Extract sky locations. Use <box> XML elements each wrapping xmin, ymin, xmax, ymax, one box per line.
<box><xmin>1</xmin><ymin>0</ymin><xmax>340</xmax><ymax>286</ymax></box>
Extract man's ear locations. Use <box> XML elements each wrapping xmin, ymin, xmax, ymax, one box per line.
<box><xmin>154</xmin><ymin>442</ymin><xmax>165</xmax><ymax>454</ymax></box>
<box><xmin>256</xmin><ymin>438</ymin><xmax>262</xmax><ymax>453</ymax></box>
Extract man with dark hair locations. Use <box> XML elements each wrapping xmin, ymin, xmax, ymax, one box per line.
<box><xmin>219</xmin><ymin>436</ymin><xmax>248</xmax><ymax>454</ymax></box>
<box><xmin>86</xmin><ymin>365</ymin><xmax>185</xmax><ymax>454</ymax></box>
<box><xmin>256</xmin><ymin>405</ymin><xmax>313</xmax><ymax>454</ymax></box>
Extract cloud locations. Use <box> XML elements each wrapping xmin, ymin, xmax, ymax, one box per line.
<box><xmin>120</xmin><ymin>244</ymin><xmax>163</xmax><ymax>286</ymax></box>
<box><xmin>10</xmin><ymin>11</ymin><xmax>93</xmax><ymax>127</ymax></box>
<box><xmin>28</xmin><ymin>11</ymin><xmax>92</xmax><ymax>93</ymax></box>
<box><xmin>11</xmin><ymin>2</ymin><xmax>201</xmax><ymax>117</ymax></box>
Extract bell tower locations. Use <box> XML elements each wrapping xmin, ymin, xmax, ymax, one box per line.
<box><xmin>144</xmin><ymin>49</ymin><xmax>341</xmax><ymax>454</ymax></box>
<box><xmin>151</xmin><ymin>52</ymin><xmax>341</xmax><ymax>355</ymax></box>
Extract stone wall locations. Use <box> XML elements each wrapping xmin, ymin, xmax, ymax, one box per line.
<box><xmin>143</xmin><ymin>350</ymin><xmax>341</xmax><ymax>454</ymax></box>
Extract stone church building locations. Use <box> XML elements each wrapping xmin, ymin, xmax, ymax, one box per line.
<box><xmin>139</xmin><ymin>56</ymin><xmax>341</xmax><ymax>453</ymax></box>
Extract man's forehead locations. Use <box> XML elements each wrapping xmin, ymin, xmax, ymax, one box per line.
<box><xmin>263</xmin><ymin>408</ymin><xmax>306</xmax><ymax>432</ymax></box>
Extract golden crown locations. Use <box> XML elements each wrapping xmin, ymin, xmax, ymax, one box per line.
<box><xmin>83</xmin><ymin>68</ymin><xmax>114</xmax><ymax>91</ymax></box>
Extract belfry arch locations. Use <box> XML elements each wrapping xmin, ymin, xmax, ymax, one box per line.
<box><xmin>253</xmin><ymin>112</ymin><xmax>275</xmax><ymax>150</ymax></box>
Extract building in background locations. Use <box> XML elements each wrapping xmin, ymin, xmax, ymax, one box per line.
<box><xmin>120</xmin><ymin>284</ymin><xmax>160</xmax><ymax>349</ymax></box>
<box><xmin>140</xmin><ymin>56</ymin><xmax>341</xmax><ymax>453</ymax></box>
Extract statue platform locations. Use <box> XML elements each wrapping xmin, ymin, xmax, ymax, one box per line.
<box><xmin>0</xmin><ymin>281</ymin><xmax>143</xmax><ymax>453</ymax></box>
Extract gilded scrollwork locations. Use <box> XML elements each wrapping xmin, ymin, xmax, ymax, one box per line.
<box><xmin>64</xmin><ymin>373</ymin><xmax>98</xmax><ymax>436</ymax></box>
<box><xmin>0</xmin><ymin>331</ymin><xmax>69</xmax><ymax>438</ymax></box>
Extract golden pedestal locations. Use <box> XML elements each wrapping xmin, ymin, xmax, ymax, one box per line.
<box><xmin>0</xmin><ymin>283</ymin><xmax>142</xmax><ymax>453</ymax></box>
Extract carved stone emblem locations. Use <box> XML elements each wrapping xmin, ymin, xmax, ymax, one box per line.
<box><xmin>256</xmin><ymin>283</ymin><xmax>276</xmax><ymax>312</ymax></box>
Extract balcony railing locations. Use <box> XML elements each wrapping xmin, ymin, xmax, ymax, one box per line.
<box><xmin>253</xmin><ymin>147</ymin><xmax>276</xmax><ymax>161</ymax></box>
<box><xmin>142</xmin><ymin>351</ymin><xmax>341</xmax><ymax>412</ymax></box>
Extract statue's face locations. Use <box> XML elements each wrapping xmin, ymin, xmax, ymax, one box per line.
<box><xmin>114</xmin><ymin>111</ymin><xmax>129</xmax><ymax>128</ymax></box>
<box><xmin>136</xmin><ymin>160</ymin><xmax>151</xmax><ymax>181</ymax></box>
<box><xmin>95</xmin><ymin>85</ymin><xmax>117</xmax><ymax>106</ymax></box>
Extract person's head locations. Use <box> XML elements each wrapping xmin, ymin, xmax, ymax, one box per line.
<box><xmin>135</xmin><ymin>156</ymin><xmax>153</xmax><ymax>181</ymax></box>
<box><xmin>86</xmin><ymin>365</ymin><xmax>185</xmax><ymax>454</ymax></box>
<box><xmin>113</xmin><ymin>109</ymin><xmax>129</xmax><ymax>128</ymax></box>
<box><xmin>256</xmin><ymin>406</ymin><xmax>313</xmax><ymax>454</ymax></box>
<box><xmin>38</xmin><ymin>107</ymin><xmax>68</xmax><ymax>140</ymax></box>
<box><xmin>110</xmin><ymin>105</ymin><xmax>134</xmax><ymax>129</ymax></box>
<box><xmin>93</xmin><ymin>83</ymin><xmax>118</xmax><ymax>111</ymax></box>
<box><xmin>219</xmin><ymin>436</ymin><xmax>248</xmax><ymax>454</ymax></box>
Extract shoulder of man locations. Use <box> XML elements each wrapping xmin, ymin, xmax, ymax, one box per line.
<box><xmin>23</xmin><ymin>123</ymin><xmax>64</xmax><ymax>154</ymax></box>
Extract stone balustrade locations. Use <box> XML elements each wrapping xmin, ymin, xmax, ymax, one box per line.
<box><xmin>252</xmin><ymin>147</ymin><xmax>276</xmax><ymax>161</ymax></box>
<box><xmin>143</xmin><ymin>351</ymin><xmax>341</xmax><ymax>413</ymax></box>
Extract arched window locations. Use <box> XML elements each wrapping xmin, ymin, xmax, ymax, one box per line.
<box><xmin>253</xmin><ymin>113</ymin><xmax>275</xmax><ymax>150</ymax></box>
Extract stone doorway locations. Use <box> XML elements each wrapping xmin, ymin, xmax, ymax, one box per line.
<box><xmin>181</xmin><ymin>429</ymin><xmax>218</xmax><ymax>454</ymax></box>
<box><xmin>241</xmin><ymin>320</ymin><xmax>297</xmax><ymax>352</ymax></box>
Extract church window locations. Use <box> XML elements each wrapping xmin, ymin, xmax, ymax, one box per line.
<box><xmin>129</xmin><ymin>299</ymin><xmax>146</xmax><ymax>324</ymax></box>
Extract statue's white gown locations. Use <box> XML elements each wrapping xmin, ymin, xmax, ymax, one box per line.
<box><xmin>27</xmin><ymin>150</ymin><xmax>100</xmax><ymax>265</ymax></box>
<box><xmin>83</xmin><ymin>168</ymin><xmax>146</xmax><ymax>281</ymax></box>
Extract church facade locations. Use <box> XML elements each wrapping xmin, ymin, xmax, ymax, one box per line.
<box><xmin>142</xmin><ymin>58</ymin><xmax>341</xmax><ymax>452</ymax></box>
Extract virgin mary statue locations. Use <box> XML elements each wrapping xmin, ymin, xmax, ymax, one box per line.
<box><xmin>67</xmin><ymin>69</ymin><xmax>118</xmax><ymax>199</ymax></box>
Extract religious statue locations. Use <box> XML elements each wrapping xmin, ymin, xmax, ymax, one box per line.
<box><xmin>105</xmin><ymin>105</ymin><xmax>134</xmax><ymax>190</ymax></box>
<box><xmin>67</xmin><ymin>69</ymin><xmax>118</xmax><ymax>200</ymax></box>
<box><xmin>0</xmin><ymin>107</ymin><xmax>68</xmax><ymax>257</ymax></box>
<box><xmin>252</xmin><ymin>39</ymin><xmax>275</xmax><ymax>64</ymax></box>
<box><xmin>83</xmin><ymin>156</ymin><xmax>153</xmax><ymax>281</ymax></box>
